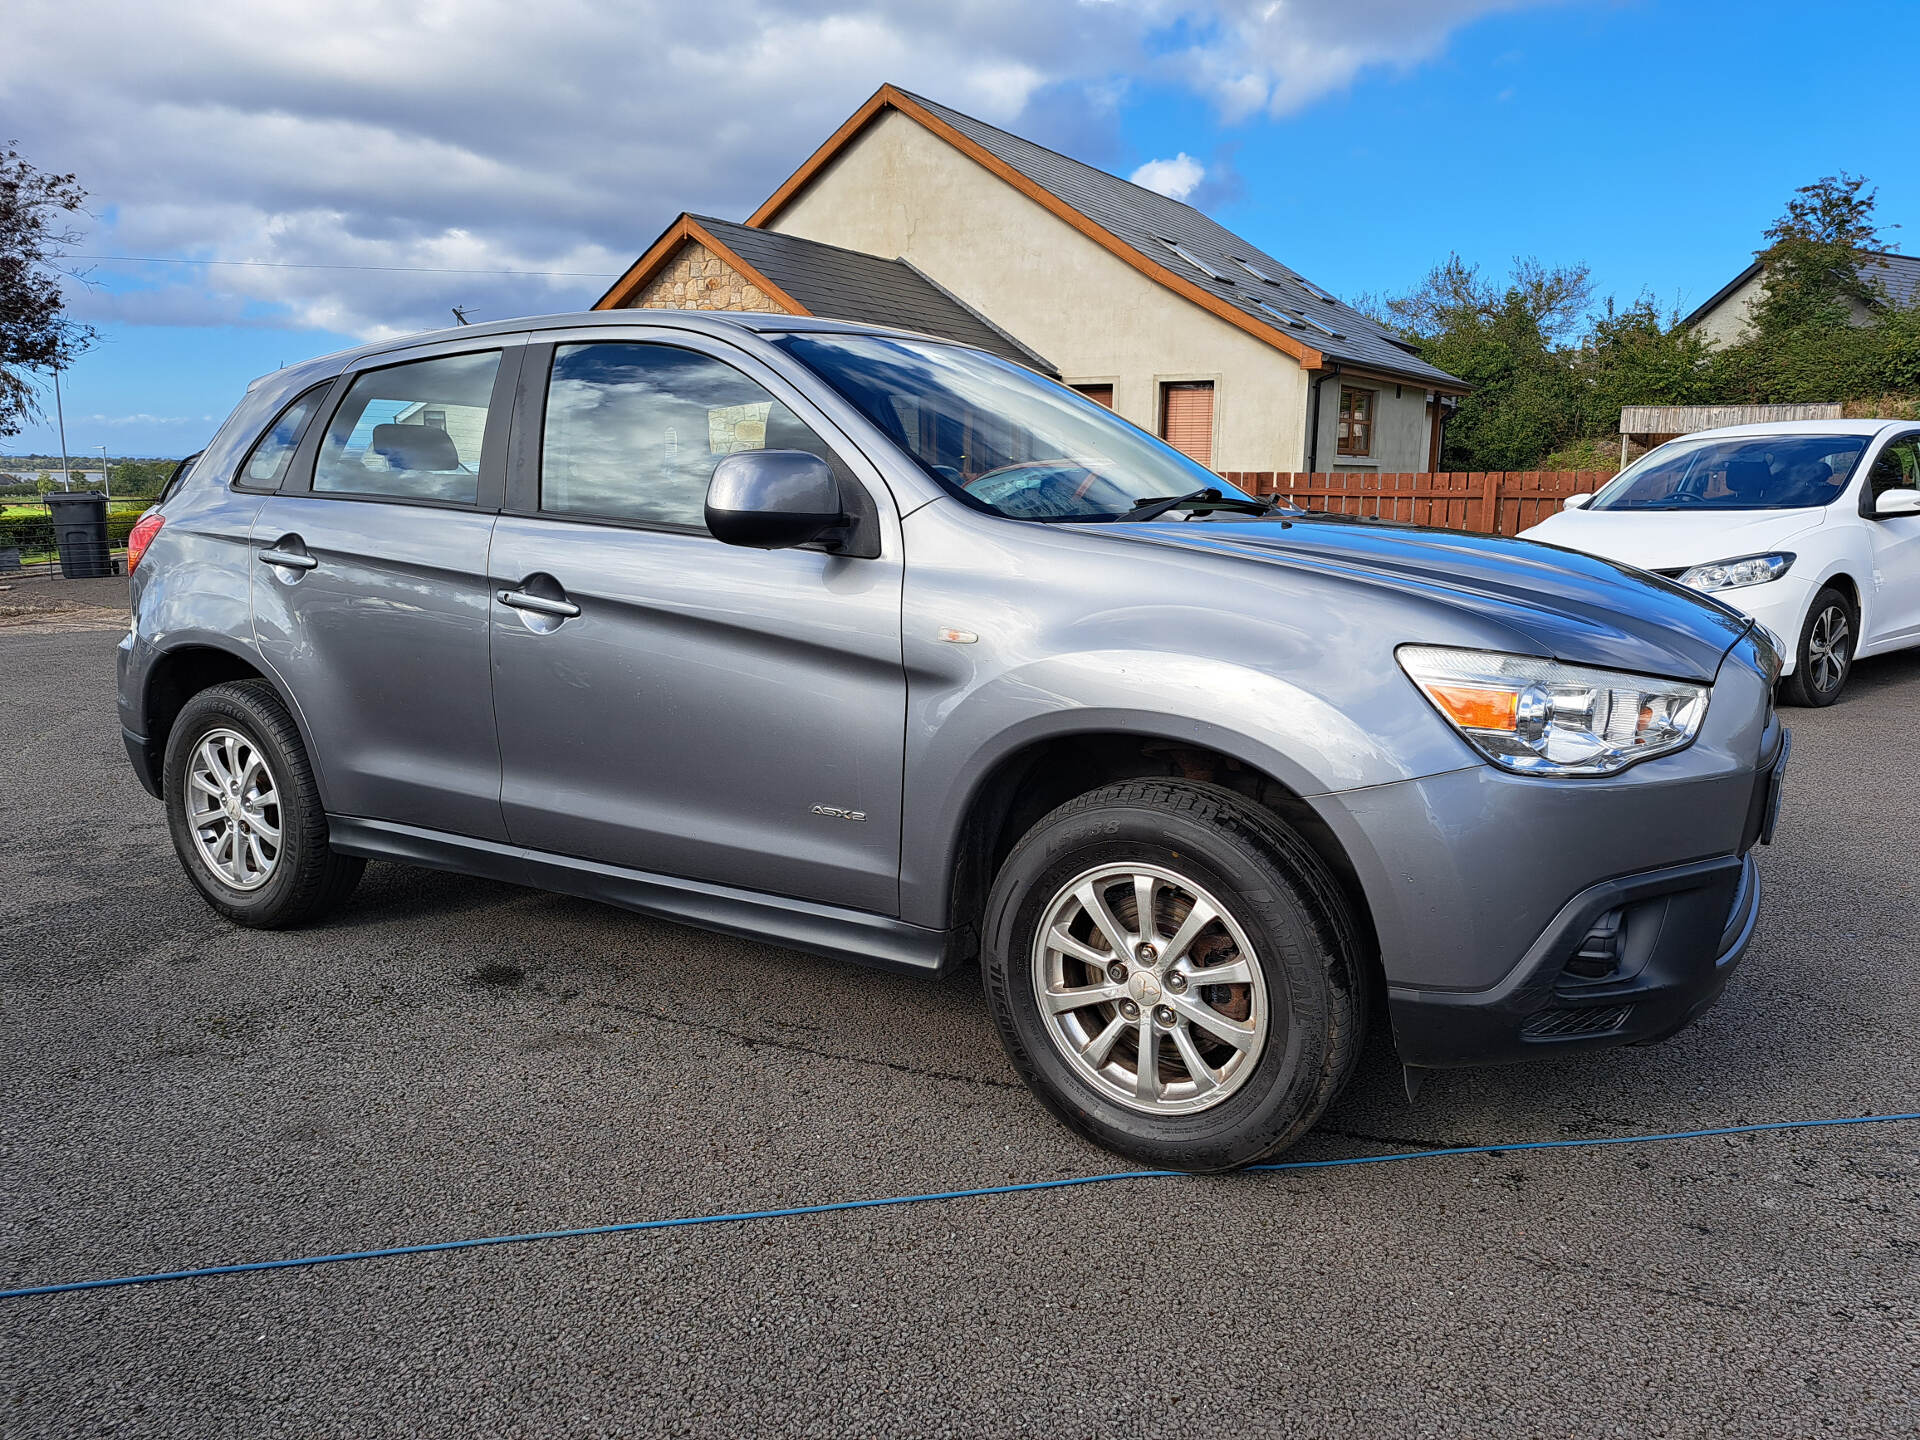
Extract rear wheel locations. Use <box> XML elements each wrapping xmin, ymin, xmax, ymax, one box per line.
<box><xmin>981</xmin><ymin>780</ymin><xmax>1364</xmax><ymax>1171</ymax></box>
<box><xmin>163</xmin><ymin>680</ymin><xmax>363</xmax><ymax>927</ymax></box>
<box><xmin>1781</xmin><ymin>586</ymin><xmax>1855</xmax><ymax>707</ymax></box>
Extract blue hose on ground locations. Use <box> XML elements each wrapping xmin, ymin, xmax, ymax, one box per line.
<box><xmin>4</xmin><ymin>1111</ymin><xmax>1915</xmax><ymax>1301</ymax></box>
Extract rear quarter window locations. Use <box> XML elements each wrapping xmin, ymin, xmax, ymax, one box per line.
<box><xmin>235</xmin><ymin>385</ymin><xmax>331</xmax><ymax>490</ymax></box>
<box><xmin>190</xmin><ymin>371</ymin><xmax>340</xmax><ymax>492</ymax></box>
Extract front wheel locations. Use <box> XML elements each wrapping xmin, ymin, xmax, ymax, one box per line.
<box><xmin>980</xmin><ymin>780</ymin><xmax>1364</xmax><ymax>1172</ymax></box>
<box><xmin>1780</xmin><ymin>586</ymin><xmax>1856</xmax><ymax>707</ymax></box>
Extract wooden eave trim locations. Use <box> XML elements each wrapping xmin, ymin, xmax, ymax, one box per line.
<box><xmin>1315</xmin><ymin>361</ymin><xmax>1471</xmax><ymax>398</ymax></box>
<box><xmin>746</xmin><ymin>84</ymin><xmax>1326</xmax><ymax>370</ymax></box>
<box><xmin>592</xmin><ymin>214</ymin><xmax>812</xmax><ymax>316</ymax></box>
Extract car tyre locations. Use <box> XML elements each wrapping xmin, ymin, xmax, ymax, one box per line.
<box><xmin>163</xmin><ymin>679</ymin><xmax>363</xmax><ymax>928</ymax></box>
<box><xmin>981</xmin><ymin>779</ymin><xmax>1365</xmax><ymax>1172</ymax></box>
<box><xmin>1780</xmin><ymin>586</ymin><xmax>1856</xmax><ymax>707</ymax></box>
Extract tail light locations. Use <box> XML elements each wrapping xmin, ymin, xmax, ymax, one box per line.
<box><xmin>126</xmin><ymin>511</ymin><xmax>165</xmax><ymax>573</ymax></box>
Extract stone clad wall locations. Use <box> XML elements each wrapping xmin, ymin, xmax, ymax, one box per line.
<box><xmin>627</xmin><ymin>241</ymin><xmax>789</xmax><ymax>313</ymax></box>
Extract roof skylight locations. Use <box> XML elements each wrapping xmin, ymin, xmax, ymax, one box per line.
<box><xmin>1159</xmin><ymin>238</ymin><xmax>1230</xmax><ymax>283</ymax></box>
<box><xmin>1236</xmin><ymin>258</ymin><xmax>1281</xmax><ymax>284</ymax></box>
<box><xmin>1253</xmin><ymin>300</ymin><xmax>1343</xmax><ymax>339</ymax></box>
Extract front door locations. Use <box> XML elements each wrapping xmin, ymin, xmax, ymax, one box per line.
<box><xmin>252</xmin><ymin>344</ymin><xmax>519</xmax><ymax>840</ymax></box>
<box><xmin>487</xmin><ymin>336</ymin><xmax>906</xmax><ymax>914</ymax></box>
<box><xmin>1860</xmin><ymin>434</ymin><xmax>1920</xmax><ymax>646</ymax></box>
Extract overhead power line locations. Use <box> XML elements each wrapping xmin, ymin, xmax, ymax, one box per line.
<box><xmin>70</xmin><ymin>253</ymin><xmax>619</xmax><ymax>278</ymax></box>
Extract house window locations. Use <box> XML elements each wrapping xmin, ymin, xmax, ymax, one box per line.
<box><xmin>1072</xmin><ymin>384</ymin><xmax>1114</xmax><ymax>408</ymax></box>
<box><xmin>1337</xmin><ymin>386</ymin><xmax>1374</xmax><ymax>458</ymax></box>
<box><xmin>1159</xmin><ymin>382</ymin><xmax>1214</xmax><ymax>467</ymax></box>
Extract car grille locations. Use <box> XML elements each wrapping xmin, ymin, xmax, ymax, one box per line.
<box><xmin>1522</xmin><ymin>1004</ymin><xmax>1635</xmax><ymax>1039</ymax></box>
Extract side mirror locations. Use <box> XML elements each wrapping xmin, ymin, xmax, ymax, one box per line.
<box><xmin>1560</xmin><ymin>492</ymin><xmax>1592</xmax><ymax>511</ymax></box>
<box><xmin>1874</xmin><ymin>487</ymin><xmax>1920</xmax><ymax>517</ymax></box>
<box><xmin>705</xmin><ymin>450</ymin><xmax>847</xmax><ymax>550</ymax></box>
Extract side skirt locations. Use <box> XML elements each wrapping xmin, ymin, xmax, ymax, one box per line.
<box><xmin>327</xmin><ymin>815</ymin><xmax>952</xmax><ymax>976</ymax></box>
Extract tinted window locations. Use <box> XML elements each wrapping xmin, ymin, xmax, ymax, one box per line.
<box><xmin>1590</xmin><ymin>435</ymin><xmax>1866</xmax><ymax>512</ymax></box>
<box><xmin>541</xmin><ymin>343</ymin><xmax>836</xmax><ymax>528</ymax></box>
<box><xmin>777</xmin><ymin>333</ymin><xmax>1255</xmax><ymax>522</ymax></box>
<box><xmin>313</xmin><ymin>351</ymin><xmax>500</xmax><ymax>504</ymax></box>
<box><xmin>238</xmin><ymin>385</ymin><xmax>329</xmax><ymax>487</ymax></box>
<box><xmin>1864</xmin><ymin>437</ymin><xmax>1920</xmax><ymax>502</ymax></box>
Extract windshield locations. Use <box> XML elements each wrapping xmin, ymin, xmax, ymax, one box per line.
<box><xmin>1589</xmin><ymin>434</ymin><xmax>1866</xmax><ymax>511</ymax></box>
<box><xmin>775</xmin><ymin>332</ymin><xmax>1258</xmax><ymax>521</ymax></box>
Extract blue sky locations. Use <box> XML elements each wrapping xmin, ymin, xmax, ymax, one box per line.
<box><xmin>6</xmin><ymin>0</ymin><xmax>1916</xmax><ymax>461</ymax></box>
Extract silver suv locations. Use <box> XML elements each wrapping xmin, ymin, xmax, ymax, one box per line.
<box><xmin>118</xmin><ymin>312</ymin><xmax>1788</xmax><ymax>1170</ymax></box>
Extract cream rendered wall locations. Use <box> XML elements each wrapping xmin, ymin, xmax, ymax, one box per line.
<box><xmin>766</xmin><ymin>110</ymin><xmax>1312</xmax><ymax>472</ymax></box>
<box><xmin>1308</xmin><ymin>378</ymin><xmax>1433</xmax><ymax>473</ymax></box>
<box><xmin>1692</xmin><ymin>271</ymin><xmax>1764</xmax><ymax>348</ymax></box>
<box><xmin>1694</xmin><ymin>268</ymin><xmax>1880</xmax><ymax>349</ymax></box>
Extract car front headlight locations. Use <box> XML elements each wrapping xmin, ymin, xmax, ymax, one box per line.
<box><xmin>1397</xmin><ymin>645</ymin><xmax>1709</xmax><ymax>776</ymax></box>
<box><xmin>1678</xmin><ymin>552</ymin><xmax>1794</xmax><ymax>592</ymax></box>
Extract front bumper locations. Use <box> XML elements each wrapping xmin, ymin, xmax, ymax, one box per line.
<box><xmin>1386</xmin><ymin>848</ymin><xmax>1762</xmax><ymax>1067</ymax></box>
<box><xmin>1315</xmin><ymin>630</ymin><xmax>1786</xmax><ymax>1068</ymax></box>
<box><xmin>1700</xmin><ymin>577</ymin><xmax>1814</xmax><ymax>675</ymax></box>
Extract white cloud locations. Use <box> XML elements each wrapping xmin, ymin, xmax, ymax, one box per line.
<box><xmin>1171</xmin><ymin>0</ymin><xmax>1552</xmax><ymax>120</ymax></box>
<box><xmin>0</xmin><ymin>0</ymin><xmax>1552</xmax><ymax>342</ymax></box>
<box><xmin>1130</xmin><ymin>153</ymin><xmax>1207</xmax><ymax>200</ymax></box>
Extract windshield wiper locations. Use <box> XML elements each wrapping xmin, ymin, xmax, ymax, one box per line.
<box><xmin>1114</xmin><ymin>487</ymin><xmax>1282</xmax><ymax>523</ymax></box>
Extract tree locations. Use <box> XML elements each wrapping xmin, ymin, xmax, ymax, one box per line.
<box><xmin>110</xmin><ymin>458</ymin><xmax>173</xmax><ymax>497</ymax></box>
<box><xmin>35</xmin><ymin>471</ymin><xmax>55</xmax><ymax>494</ymax></box>
<box><xmin>0</xmin><ymin>144</ymin><xmax>95</xmax><ymax>439</ymax></box>
<box><xmin>1747</xmin><ymin>173</ymin><xmax>1886</xmax><ymax>335</ymax></box>
<box><xmin>1369</xmin><ymin>254</ymin><xmax>1592</xmax><ymax>469</ymax></box>
<box><xmin>1578</xmin><ymin>295</ymin><xmax>1715</xmax><ymax>425</ymax></box>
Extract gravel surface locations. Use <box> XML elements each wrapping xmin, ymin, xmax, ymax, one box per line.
<box><xmin>3</xmin><ymin>591</ymin><xmax>1916</xmax><ymax>1438</ymax></box>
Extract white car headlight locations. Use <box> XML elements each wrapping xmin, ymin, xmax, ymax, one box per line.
<box><xmin>1397</xmin><ymin>646</ymin><xmax>1709</xmax><ymax>777</ymax></box>
<box><xmin>1678</xmin><ymin>552</ymin><xmax>1794</xmax><ymax>592</ymax></box>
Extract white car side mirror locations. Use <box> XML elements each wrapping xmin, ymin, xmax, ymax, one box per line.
<box><xmin>1560</xmin><ymin>492</ymin><xmax>1592</xmax><ymax>512</ymax></box>
<box><xmin>1874</xmin><ymin>487</ymin><xmax>1920</xmax><ymax>517</ymax></box>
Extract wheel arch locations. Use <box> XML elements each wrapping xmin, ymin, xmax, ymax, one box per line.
<box><xmin>139</xmin><ymin>640</ymin><xmax>324</xmax><ymax>803</ymax></box>
<box><xmin>935</xmin><ymin>724</ymin><xmax>1381</xmax><ymax>987</ymax></box>
<box><xmin>1813</xmin><ymin>569</ymin><xmax>1861</xmax><ymax>615</ymax></box>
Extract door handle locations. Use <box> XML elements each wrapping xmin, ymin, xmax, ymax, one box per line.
<box><xmin>258</xmin><ymin>547</ymin><xmax>318</xmax><ymax>571</ymax></box>
<box><xmin>498</xmin><ymin>588</ymin><xmax>581</xmax><ymax>619</ymax></box>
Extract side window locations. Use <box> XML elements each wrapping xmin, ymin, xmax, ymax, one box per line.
<box><xmin>541</xmin><ymin>342</ymin><xmax>837</xmax><ymax>529</ymax></box>
<box><xmin>1866</xmin><ymin>438</ymin><xmax>1920</xmax><ymax>502</ymax></box>
<box><xmin>1337</xmin><ymin>386</ymin><xmax>1374</xmax><ymax>458</ymax></box>
<box><xmin>236</xmin><ymin>384</ymin><xmax>329</xmax><ymax>488</ymax></box>
<box><xmin>313</xmin><ymin>351</ymin><xmax>501</xmax><ymax>504</ymax></box>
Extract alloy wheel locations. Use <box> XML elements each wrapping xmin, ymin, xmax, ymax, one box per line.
<box><xmin>186</xmin><ymin>728</ymin><xmax>282</xmax><ymax>891</ymax></box>
<box><xmin>1031</xmin><ymin>863</ymin><xmax>1270</xmax><ymax>1115</ymax></box>
<box><xmin>1808</xmin><ymin>604</ymin><xmax>1851</xmax><ymax>695</ymax></box>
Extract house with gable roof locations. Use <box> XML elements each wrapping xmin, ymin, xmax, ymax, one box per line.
<box><xmin>597</xmin><ymin>85</ymin><xmax>1466</xmax><ymax>475</ymax></box>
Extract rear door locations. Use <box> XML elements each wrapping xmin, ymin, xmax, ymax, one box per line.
<box><xmin>251</xmin><ymin>339</ymin><xmax>523</xmax><ymax>839</ymax></box>
<box><xmin>487</xmin><ymin>329</ymin><xmax>906</xmax><ymax>913</ymax></box>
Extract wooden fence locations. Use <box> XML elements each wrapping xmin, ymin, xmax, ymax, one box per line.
<box><xmin>1216</xmin><ymin>470</ymin><xmax>1613</xmax><ymax>537</ymax></box>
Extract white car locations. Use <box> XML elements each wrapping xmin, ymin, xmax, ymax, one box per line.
<box><xmin>1522</xmin><ymin>420</ymin><xmax>1920</xmax><ymax>704</ymax></box>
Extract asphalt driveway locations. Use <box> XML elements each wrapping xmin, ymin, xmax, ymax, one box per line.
<box><xmin>2</xmin><ymin>579</ymin><xmax>1916</xmax><ymax>1438</ymax></box>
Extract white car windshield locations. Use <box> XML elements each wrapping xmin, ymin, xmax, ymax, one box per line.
<box><xmin>1589</xmin><ymin>435</ymin><xmax>1867</xmax><ymax>512</ymax></box>
<box><xmin>776</xmin><ymin>332</ymin><xmax>1263</xmax><ymax>521</ymax></box>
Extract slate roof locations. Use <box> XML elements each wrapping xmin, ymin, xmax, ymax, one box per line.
<box><xmin>1682</xmin><ymin>248</ymin><xmax>1920</xmax><ymax>329</ymax></box>
<box><xmin>890</xmin><ymin>89</ymin><xmax>1464</xmax><ymax>391</ymax></box>
<box><xmin>690</xmin><ymin>215</ymin><xmax>1057</xmax><ymax>374</ymax></box>
<box><xmin>1862</xmin><ymin>251</ymin><xmax>1920</xmax><ymax>309</ymax></box>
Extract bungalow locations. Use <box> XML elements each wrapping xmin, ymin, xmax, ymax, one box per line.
<box><xmin>597</xmin><ymin>85</ymin><xmax>1466</xmax><ymax>475</ymax></box>
<box><xmin>1683</xmin><ymin>248</ymin><xmax>1920</xmax><ymax>347</ymax></box>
